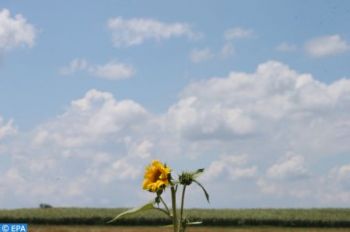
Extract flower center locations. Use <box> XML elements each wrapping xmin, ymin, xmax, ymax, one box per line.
<box><xmin>151</xmin><ymin>169</ymin><xmax>162</xmax><ymax>182</ymax></box>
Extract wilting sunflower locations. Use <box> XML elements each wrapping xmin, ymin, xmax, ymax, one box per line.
<box><xmin>143</xmin><ymin>160</ymin><xmax>171</xmax><ymax>192</ymax></box>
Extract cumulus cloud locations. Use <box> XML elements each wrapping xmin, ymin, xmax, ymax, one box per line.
<box><xmin>126</xmin><ymin>139</ymin><xmax>154</xmax><ymax>159</ymax></box>
<box><xmin>258</xmin><ymin>164</ymin><xmax>350</xmax><ymax>205</ymax></box>
<box><xmin>267</xmin><ymin>153</ymin><xmax>309</xmax><ymax>180</ymax></box>
<box><xmin>180</xmin><ymin>60</ymin><xmax>350</xmax><ymax>120</ymax></box>
<box><xmin>175</xmin><ymin>61</ymin><xmax>350</xmax><ymax>160</ymax></box>
<box><xmin>164</xmin><ymin>60</ymin><xmax>350</xmax><ymax>206</ymax></box>
<box><xmin>165</xmin><ymin>96</ymin><xmax>255</xmax><ymax>140</ymax></box>
<box><xmin>189</xmin><ymin>48</ymin><xmax>213</xmax><ymax>63</ymax></box>
<box><xmin>0</xmin><ymin>9</ymin><xmax>36</xmax><ymax>51</ymax></box>
<box><xmin>2</xmin><ymin>60</ymin><xmax>350</xmax><ymax>207</ymax></box>
<box><xmin>108</xmin><ymin>17</ymin><xmax>196</xmax><ymax>47</ymax></box>
<box><xmin>224</xmin><ymin>27</ymin><xmax>254</xmax><ymax>40</ymax></box>
<box><xmin>256</xmin><ymin>154</ymin><xmax>311</xmax><ymax>200</ymax></box>
<box><xmin>93</xmin><ymin>158</ymin><xmax>141</xmax><ymax>184</ymax></box>
<box><xmin>204</xmin><ymin>154</ymin><xmax>257</xmax><ymax>181</ymax></box>
<box><xmin>34</xmin><ymin>89</ymin><xmax>148</xmax><ymax>148</ymax></box>
<box><xmin>60</xmin><ymin>58</ymin><xmax>134</xmax><ymax>80</ymax></box>
<box><xmin>0</xmin><ymin>90</ymin><xmax>152</xmax><ymax>207</ymax></box>
<box><xmin>305</xmin><ymin>34</ymin><xmax>350</xmax><ymax>58</ymax></box>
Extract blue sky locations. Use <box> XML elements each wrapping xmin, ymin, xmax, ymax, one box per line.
<box><xmin>1</xmin><ymin>0</ymin><xmax>350</xmax><ymax>208</ymax></box>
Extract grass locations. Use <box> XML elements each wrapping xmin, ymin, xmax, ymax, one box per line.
<box><xmin>29</xmin><ymin>226</ymin><xmax>350</xmax><ymax>232</ymax></box>
<box><xmin>0</xmin><ymin>208</ymin><xmax>349</xmax><ymax>227</ymax></box>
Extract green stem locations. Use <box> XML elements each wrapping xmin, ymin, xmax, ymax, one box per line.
<box><xmin>179</xmin><ymin>185</ymin><xmax>187</xmax><ymax>232</ymax></box>
<box><xmin>171</xmin><ymin>186</ymin><xmax>178</xmax><ymax>232</ymax></box>
<box><xmin>160</xmin><ymin>196</ymin><xmax>170</xmax><ymax>215</ymax></box>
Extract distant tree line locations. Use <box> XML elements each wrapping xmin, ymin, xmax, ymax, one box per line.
<box><xmin>39</xmin><ymin>203</ymin><xmax>53</xmax><ymax>209</ymax></box>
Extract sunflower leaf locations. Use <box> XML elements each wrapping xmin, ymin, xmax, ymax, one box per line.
<box><xmin>192</xmin><ymin>168</ymin><xmax>204</xmax><ymax>179</ymax></box>
<box><xmin>107</xmin><ymin>200</ymin><xmax>155</xmax><ymax>223</ymax></box>
<box><xmin>153</xmin><ymin>207</ymin><xmax>172</xmax><ymax>218</ymax></box>
<box><xmin>193</xmin><ymin>179</ymin><xmax>210</xmax><ymax>203</ymax></box>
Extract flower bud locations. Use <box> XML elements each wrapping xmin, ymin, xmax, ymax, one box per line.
<box><xmin>179</xmin><ymin>172</ymin><xmax>193</xmax><ymax>185</ymax></box>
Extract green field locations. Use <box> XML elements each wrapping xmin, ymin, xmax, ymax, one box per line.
<box><xmin>0</xmin><ymin>208</ymin><xmax>350</xmax><ymax>227</ymax></box>
<box><xmin>27</xmin><ymin>226</ymin><xmax>350</xmax><ymax>232</ymax></box>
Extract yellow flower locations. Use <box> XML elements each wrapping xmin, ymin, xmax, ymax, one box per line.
<box><xmin>143</xmin><ymin>160</ymin><xmax>171</xmax><ymax>192</ymax></box>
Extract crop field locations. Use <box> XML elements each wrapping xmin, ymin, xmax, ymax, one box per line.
<box><xmin>28</xmin><ymin>226</ymin><xmax>350</xmax><ymax>232</ymax></box>
<box><xmin>0</xmin><ymin>208</ymin><xmax>349</xmax><ymax>228</ymax></box>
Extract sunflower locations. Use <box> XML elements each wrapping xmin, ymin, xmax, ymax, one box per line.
<box><xmin>142</xmin><ymin>160</ymin><xmax>171</xmax><ymax>192</ymax></box>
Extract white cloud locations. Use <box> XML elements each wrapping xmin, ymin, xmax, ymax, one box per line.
<box><xmin>108</xmin><ymin>17</ymin><xmax>196</xmax><ymax>47</ymax></box>
<box><xmin>189</xmin><ymin>48</ymin><xmax>213</xmax><ymax>63</ymax></box>
<box><xmin>258</xmin><ymin>164</ymin><xmax>350</xmax><ymax>205</ymax></box>
<box><xmin>0</xmin><ymin>116</ymin><xmax>17</xmax><ymax>139</ymax></box>
<box><xmin>224</xmin><ymin>27</ymin><xmax>253</xmax><ymax>40</ymax></box>
<box><xmin>3</xmin><ymin>60</ymin><xmax>350</xmax><ymax>207</ymax></box>
<box><xmin>165</xmin><ymin>97</ymin><xmax>255</xmax><ymax>140</ymax></box>
<box><xmin>181</xmin><ymin>62</ymin><xmax>349</xmax><ymax>161</ymax></box>
<box><xmin>257</xmin><ymin>153</ymin><xmax>311</xmax><ymax>200</ymax></box>
<box><xmin>0</xmin><ymin>90</ymin><xmax>150</xmax><ymax>207</ymax></box>
<box><xmin>112</xmin><ymin>159</ymin><xmax>140</xmax><ymax>180</ymax></box>
<box><xmin>267</xmin><ymin>153</ymin><xmax>308</xmax><ymax>180</ymax></box>
<box><xmin>180</xmin><ymin>60</ymin><xmax>350</xmax><ymax>120</ymax></box>
<box><xmin>131</xmin><ymin>140</ymin><xmax>154</xmax><ymax>159</ymax></box>
<box><xmin>276</xmin><ymin>42</ymin><xmax>297</xmax><ymax>52</ymax></box>
<box><xmin>27</xmin><ymin>156</ymin><xmax>56</xmax><ymax>173</ymax></box>
<box><xmin>204</xmin><ymin>154</ymin><xmax>257</xmax><ymax>181</ymax></box>
<box><xmin>0</xmin><ymin>9</ymin><xmax>36</xmax><ymax>51</ymax></box>
<box><xmin>34</xmin><ymin>89</ymin><xmax>148</xmax><ymax>148</ymax></box>
<box><xmin>89</xmin><ymin>61</ymin><xmax>134</xmax><ymax>80</ymax></box>
<box><xmin>164</xmin><ymin>60</ymin><xmax>350</xmax><ymax>206</ymax></box>
<box><xmin>60</xmin><ymin>58</ymin><xmax>135</xmax><ymax>80</ymax></box>
<box><xmin>305</xmin><ymin>34</ymin><xmax>350</xmax><ymax>58</ymax></box>
<box><xmin>256</xmin><ymin>177</ymin><xmax>312</xmax><ymax>199</ymax></box>
<box><xmin>92</xmin><ymin>158</ymin><xmax>141</xmax><ymax>184</ymax></box>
